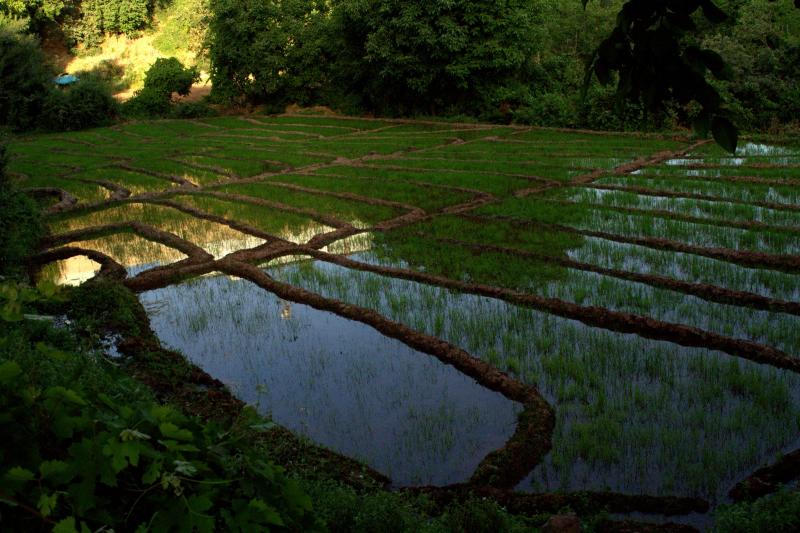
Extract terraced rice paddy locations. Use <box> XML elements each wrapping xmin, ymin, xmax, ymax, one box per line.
<box><xmin>12</xmin><ymin>115</ymin><xmax>800</xmax><ymax>522</ymax></box>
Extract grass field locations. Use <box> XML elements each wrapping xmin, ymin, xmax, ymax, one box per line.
<box><xmin>11</xmin><ymin>115</ymin><xmax>800</xmax><ymax>521</ymax></box>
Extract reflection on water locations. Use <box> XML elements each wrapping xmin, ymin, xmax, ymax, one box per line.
<box><xmin>736</xmin><ymin>142</ymin><xmax>795</xmax><ymax>157</ymax></box>
<box><xmin>666</xmin><ymin>143</ymin><xmax>799</xmax><ymax>166</ymax></box>
<box><xmin>40</xmin><ymin>256</ymin><xmax>100</xmax><ymax>286</ymax></box>
<box><xmin>50</xmin><ymin>203</ymin><xmax>266</xmax><ymax>259</ymax></box>
<box><xmin>67</xmin><ymin>233</ymin><xmax>187</xmax><ymax>276</ymax></box>
<box><xmin>170</xmin><ymin>194</ymin><xmax>341</xmax><ymax>244</ymax></box>
<box><xmin>140</xmin><ymin>274</ymin><xmax>521</xmax><ymax>486</ymax></box>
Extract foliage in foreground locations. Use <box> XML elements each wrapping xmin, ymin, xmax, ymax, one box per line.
<box><xmin>714</xmin><ymin>489</ymin><xmax>800</xmax><ymax>533</ymax></box>
<box><xmin>42</xmin><ymin>79</ymin><xmax>119</xmax><ymax>131</ymax></box>
<box><xmin>303</xmin><ymin>480</ymin><xmax>536</xmax><ymax>533</ymax></box>
<box><xmin>0</xmin><ymin>281</ymin><xmax>319</xmax><ymax>531</ymax></box>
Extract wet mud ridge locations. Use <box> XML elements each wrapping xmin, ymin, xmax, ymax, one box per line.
<box><xmin>25</xmin><ymin>118</ymin><xmax>800</xmax><ymax>529</ymax></box>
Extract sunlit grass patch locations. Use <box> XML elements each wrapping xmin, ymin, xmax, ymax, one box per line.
<box><xmin>73</xmin><ymin>167</ymin><xmax>178</xmax><ymax>193</ymax></box>
<box><xmin>17</xmin><ymin>175</ymin><xmax>112</xmax><ymax>203</ymax></box>
<box><xmin>171</xmin><ymin>194</ymin><xmax>335</xmax><ymax>243</ymax></box>
<box><xmin>50</xmin><ymin>202</ymin><xmax>264</xmax><ymax>258</ymax></box>
<box><xmin>126</xmin><ymin>158</ymin><xmax>227</xmax><ymax>185</ymax></box>
<box><xmin>63</xmin><ymin>232</ymin><xmax>187</xmax><ymax>275</ymax></box>
<box><xmin>218</xmin><ymin>182</ymin><xmax>401</xmax><ymax>227</ymax></box>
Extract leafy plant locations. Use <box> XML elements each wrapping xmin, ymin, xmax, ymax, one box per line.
<box><xmin>0</xmin><ymin>281</ymin><xmax>321</xmax><ymax>531</ymax></box>
<box><xmin>207</xmin><ymin>0</ymin><xmax>332</xmax><ymax>107</ymax></box>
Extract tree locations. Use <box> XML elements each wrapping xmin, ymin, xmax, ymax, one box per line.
<box><xmin>329</xmin><ymin>0</ymin><xmax>545</xmax><ymax>117</ymax></box>
<box><xmin>585</xmin><ymin>0</ymin><xmax>800</xmax><ymax>151</ymax></box>
<box><xmin>0</xmin><ymin>27</ymin><xmax>53</xmax><ymax>130</ymax></box>
<box><xmin>208</xmin><ymin>0</ymin><xmax>332</xmax><ymax>108</ymax></box>
<box><xmin>1</xmin><ymin>0</ymin><xmax>72</xmax><ymax>23</ymax></box>
<box><xmin>701</xmin><ymin>0</ymin><xmax>800</xmax><ymax>128</ymax></box>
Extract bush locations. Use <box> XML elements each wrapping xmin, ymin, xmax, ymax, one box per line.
<box><xmin>0</xmin><ymin>28</ymin><xmax>53</xmax><ymax>131</ymax></box>
<box><xmin>513</xmin><ymin>93</ymin><xmax>577</xmax><ymax>127</ymax></box>
<box><xmin>41</xmin><ymin>79</ymin><xmax>119</xmax><ymax>131</ymax></box>
<box><xmin>124</xmin><ymin>57</ymin><xmax>200</xmax><ymax>117</ymax></box>
<box><xmin>141</xmin><ymin>57</ymin><xmax>199</xmax><ymax>100</ymax></box>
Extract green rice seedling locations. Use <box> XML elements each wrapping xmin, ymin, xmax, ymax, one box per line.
<box><xmin>218</xmin><ymin>182</ymin><xmax>400</xmax><ymax>227</ymax></box>
<box><xmin>171</xmin><ymin>194</ymin><xmax>334</xmax><ymax>243</ymax></box>
<box><xmin>267</xmin><ymin>255</ymin><xmax>800</xmax><ymax>500</ymax></box>
<box><xmin>50</xmin><ymin>202</ymin><xmax>264</xmax><ymax>259</ymax></box>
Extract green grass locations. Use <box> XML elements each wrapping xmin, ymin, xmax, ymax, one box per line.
<box><xmin>73</xmin><ymin>167</ymin><xmax>178</xmax><ymax>193</ymax></box>
<box><xmin>171</xmin><ymin>194</ymin><xmax>335</xmax><ymax>242</ymax></box>
<box><xmin>314</xmin><ymin>164</ymin><xmax>534</xmax><ymax>196</ymax></box>
<box><xmin>601</xmin><ymin>174</ymin><xmax>800</xmax><ymax>204</ymax></box>
<box><xmin>272</xmin><ymin>173</ymin><xmax>470</xmax><ymax>211</ymax></box>
<box><xmin>268</xmin><ymin>255</ymin><xmax>800</xmax><ymax>499</ymax></box>
<box><xmin>217</xmin><ymin>182</ymin><xmax>401</xmax><ymax>227</ymax></box>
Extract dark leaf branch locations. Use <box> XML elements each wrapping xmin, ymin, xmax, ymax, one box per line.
<box><xmin>584</xmin><ymin>0</ymin><xmax>745</xmax><ymax>151</ymax></box>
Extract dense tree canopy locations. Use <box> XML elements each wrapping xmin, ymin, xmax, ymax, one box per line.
<box><xmin>0</xmin><ymin>0</ymin><xmax>153</xmax><ymax>44</ymax></box>
<box><xmin>329</xmin><ymin>0</ymin><xmax>545</xmax><ymax>116</ymax></box>
<box><xmin>2</xmin><ymin>0</ymin><xmax>799</xmax><ymax>143</ymax></box>
<box><xmin>208</xmin><ymin>0</ymin><xmax>332</xmax><ymax>108</ymax></box>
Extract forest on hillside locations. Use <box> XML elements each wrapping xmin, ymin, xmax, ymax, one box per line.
<box><xmin>1</xmin><ymin>0</ymin><xmax>799</xmax><ymax>137</ymax></box>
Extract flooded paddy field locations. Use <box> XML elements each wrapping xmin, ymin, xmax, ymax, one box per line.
<box><xmin>14</xmin><ymin>116</ymin><xmax>800</xmax><ymax>525</ymax></box>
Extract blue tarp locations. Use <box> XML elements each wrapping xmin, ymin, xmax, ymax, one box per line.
<box><xmin>54</xmin><ymin>74</ymin><xmax>79</xmax><ymax>86</ymax></box>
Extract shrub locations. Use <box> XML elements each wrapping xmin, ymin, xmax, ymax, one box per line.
<box><xmin>513</xmin><ymin>93</ymin><xmax>577</xmax><ymax>127</ymax></box>
<box><xmin>41</xmin><ymin>79</ymin><xmax>119</xmax><ymax>131</ymax></box>
<box><xmin>124</xmin><ymin>57</ymin><xmax>200</xmax><ymax>117</ymax></box>
<box><xmin>0</xmin><ymin>28</ymin><xmax>53</xmax><ymax>131</ymax></box>
<box><xmin>141</xmin><ymin>57</ymin><xmax>199</xmax><ymax>100</ymax></box>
